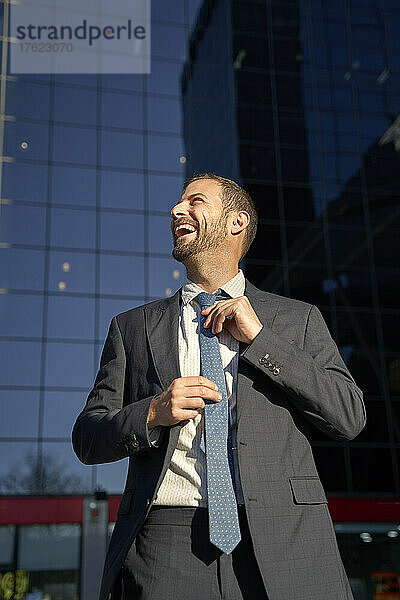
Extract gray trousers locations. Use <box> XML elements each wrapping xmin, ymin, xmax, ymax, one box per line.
<box><xmin>121</xmin><ymin>505</ymin><xmax>269</xmax><ymax>600</ymax></box>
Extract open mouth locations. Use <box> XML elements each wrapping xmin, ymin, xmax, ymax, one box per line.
<box><xmin>175</xmin><ymin>223</ymin><xmax>198</xmax><ymax>238</ymax></box>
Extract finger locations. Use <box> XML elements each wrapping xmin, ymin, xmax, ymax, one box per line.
<box><xmin>185</xmin><ymin>387</ymin><xmax>222</xmax><ymax>401</ymax></box>
<box><xmin>183</xmin><ymin>398</ymin><xmax>205</xmax><ymax>410</ymax></box>
<box><xmin>203</xmin><ymin>301</ymin><xmax>235</xmax><ymax>328</ymax></box>
<box><xmin>206</xmin><ymin>305</ymin><xmax>236</xmax><ymax>332</ymax></box>
<box><xmin>183</xmin><ymin>410</ymin><xmax>202</xmax><ymax>420</ymax></box>
<box><xmin>201</xmin><ymin>299</ymin><xmax>234</xmax><ymax>319</ymax></box>
<box><xmin>180</xmin><ymin>376</ymin><xmax>219</xmax><ymax>390</ymax></box>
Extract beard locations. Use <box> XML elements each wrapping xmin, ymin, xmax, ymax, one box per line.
<box><xmin>172</xmin><ymin>215</ymin><xmax>228</xmax><ymax>263</ymax></box>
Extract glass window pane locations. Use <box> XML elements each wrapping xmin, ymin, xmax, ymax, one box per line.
<box><xmin>55</xmin><ymin>73</ymin><xmax>97</xmax><ymax>87</ymax></box>
<box><xmin>53</xmin><ymin>125</ymin><xmax>97</xmax><ymax>165</ymax></box>
<box><xmin>148</xmin><ymin>257</ymin><xmax>184</xmax><ymax>297</ymax></box>
<box><xmin>351</xmin><ymin>447</ymin><xmax>395</xmax><ymax>493</ymax></box>
<box><xmin>54</xmin><ymin>85</ymin><xmax>97</xmax><ymax>125</ymax></box>
<box><xmin>48</xmin><ymin>251</ymin><xmax>96</xmax><ymax>294</ymax></box>
<box><xmin>382</xmin><ymin>312</ymin><xmax>400</xmax><ymax>353</ymax></box>
<box><xmin>376</xmin><ymin>268</ymin><xmax>400</xmax><ymax>309</ymax></box>
<box><xmin>0</xmin><ymin>293</ymin><xmax>43</xmax><ymax>337</ymax></box>
<box><xmin>2</xmin><ymin>162</ymin><xmax>48</xmax><ymax>203</ymax></box>
<box><xmin>101</xmin><ymin>91</ymin><xmax>143</xmax><ymax>129</ymax></box>
<box><xmin>147</xmin><ymin>134</ymin><xmax>185</xmax><ymax>173</ymax></box>
<box><xmin>96</xmin><ymin>459</ymin><xmax>127</xmax><ymax>494</ymax></box>
<box><xmin>148</xmin><ymin>173</ymin><xmax>182</xmax><ymax>212</ymax></box>
<box><xmin>100</xmin><ymin>212</ymin><xmax>145</xmax><ymax>252</ymax></box>
<box><xmin>152</xmin><ymin>23</ymin><xmax>186</xmax><ymax>60</ymax></box>
<box><xmin>101</xmin><ymin>73</ymin><xmax>143</xmax><ymax>93</ymax></box>
<box><xmin>52</xmin><ymin>165</ymin><xmax>97</xmax><ymax>207</ymax></box>
<box><xmin>0</xmin><ymin>442</ymin><xmax>40</xmax><ymax>493</ymax></box>
<box><xmin>43</xmin><ymin>391</ymin><xmax>86</xmax><ymax>438</ymax></box>
<box><xmin>50</xmin><ymin>207</ymin><xmax>96</xmax><ymax>249</ymax></box>
<box><xmin>148</xmin><ymin>60</ymin><xmax>182</xmax><ymax>96</ymax></box>
<box><xmin>152</xmin><ymin>0</ymin><xmax>185</xmax><ymax>24</ymax></box>
<box><xmin>4</xmin><ymin>121</ymin><xmax>49</xmax><ymax>160</ymax></box>
<box><xmin>41</xmin><ymin>442</ymin><xmax>92</xmax><ymax>492</ymax></box>
<box><xmin>148</xmin><ymin>215</ymin><xmax>173</xmax><ymax>254</ymax></box>
<box><xmin>0</xmin><ymin>204</ymin><xmax>46</xmax><ymax>246</ymax></box>
<box><xmin>99</xmin><ymin>254</ymin><xmax>145</xmax><ymax>295</ymax></box>
<box><xmin>0</xmin><ymin>526</ymin><xmax>15</xmax><ymax>566</ymax></box>
<box><xmin>18</xmin><ymin>525</ymin><xmax>81</xmax><ymax>570</ymax></box>
<box><xmin>101</xmin><ymin>170</ymin><xmax>144</xmax><ymax>210</ymax></box>
<box><xmin>0</xmin><ymin>248</ymin><xmax>45</xmax><ymax>291</ymax></box>
<box><xmin>0</xmin><ymin>391</ymin><xmax>40</xmax><ymax>438</ymax></box>
<box><xmin>47</xmin><ymin>296</ymin><xmax>95</xmax><ymax>339</ymax></box>
<box><xmin>6</xmin><ymin>80</ymin><xmax>50</xmax><ymax>120</ymax></box>
<box><xmin>147</xmin><ymin>97</ymin><xmax>182</xmax><ymax>134</ymax></box>
<box><xmin>100</xmin><ymin>130</ymin><xmax>143</xmax><ymax>169</ymax></box>
<box><xmin>45</xmin><ymin>342</ymin><xmax>93</xmax><ymax>387</ymax></box>
<box><xmin>0</xmin><ymin>341</ymin><xmax>42</xmax><ymax>386</ymax></box>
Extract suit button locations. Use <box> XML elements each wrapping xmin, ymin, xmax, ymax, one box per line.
<box><xmin>268</xmin><ymin>363</ymin><xmax>275</xmax><ymax>371</ymax></box>
<box><xmin>273</xmin><ymin>367</ymin><xmax>280</xmax><ymax>375</ymax></box>
<box><xmin>131</xmin><ymin>435</ymin><xmax>139</xmax><ymax>448</ymax></box>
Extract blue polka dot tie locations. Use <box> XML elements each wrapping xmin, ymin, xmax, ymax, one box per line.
<box><xmin>196</xmin><ymin>290</ymin><xmax>241</xmax><ymax>555</ymax></box>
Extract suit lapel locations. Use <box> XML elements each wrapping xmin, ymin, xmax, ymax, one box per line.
<box><xmin>144</xmin><ymin>287</ymin><xmax>184</xmax><ymax>465</ymax></box>
<box><xmin>144</xmin><ymin>289</ymin><xmax>182</xmax><ymax>389</ymax></box>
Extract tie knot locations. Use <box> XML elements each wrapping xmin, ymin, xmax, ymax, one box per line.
<box><xmin>196</xmin><ymin>289</ymin><xmax>227</xmax><ymax>308</ymax></box>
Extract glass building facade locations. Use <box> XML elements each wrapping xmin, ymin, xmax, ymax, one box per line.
<box><xmin>0</xmin><ymin>0</ymin><xmax>206</xmax><ymax>495</ymax></box>
<box><xmin>1</xmin><ymin>0</ymin><xmax>400</xmax><ymax>597</ymax></box>
<box><xmin>182</xmin><ymin>0</ymin><xmax>400</xmax><ymax>496</ymax></box>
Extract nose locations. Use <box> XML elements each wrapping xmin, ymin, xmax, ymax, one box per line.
<box><xmin>170</xmin><ymin>202</ymin><xmax>187</xmax><ymax>220</ymax></box>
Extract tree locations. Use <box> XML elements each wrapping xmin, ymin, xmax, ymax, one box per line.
<box><xmin>0</xmin><ymin>450</ymin><xmax>88</xmax><ymax>495</ymax></box>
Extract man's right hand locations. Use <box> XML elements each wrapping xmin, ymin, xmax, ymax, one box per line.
<box><xmin>147</xmin><ymin>376</ymin><xmax>222</xmax><ymax>429</ymax></box>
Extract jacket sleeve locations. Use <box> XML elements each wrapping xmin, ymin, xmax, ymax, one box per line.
<box><xmin>240</xmin><ymin>304</ymin><xmax>366</xmax><ymax>441</ymax></box>
<box><xmin>72</xmin><ymin>315</ymin><xmax>163</xmax><ymax>465</ymax></box>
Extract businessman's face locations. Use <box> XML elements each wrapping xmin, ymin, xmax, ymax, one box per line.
<box><xmin>170</xmin><ymin>179</ymin><xmax>229</xmax><ymax>263</ymax></box>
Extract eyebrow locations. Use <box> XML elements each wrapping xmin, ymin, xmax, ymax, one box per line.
<box><xmin>177</xmin><ymin>192</ymin><xmax>207</xmax><ymax>204</ymax></box>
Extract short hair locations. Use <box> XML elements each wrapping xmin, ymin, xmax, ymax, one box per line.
<box><xmin>182</xmin><ymin>172</ymin><xmax>258</xmax><ymax>260</ymax></box>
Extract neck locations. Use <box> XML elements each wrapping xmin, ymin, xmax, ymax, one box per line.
<box><xmin>184</xmin><ymin>254</ymin><xmax>239</xmax><ymax>292</ymax></box>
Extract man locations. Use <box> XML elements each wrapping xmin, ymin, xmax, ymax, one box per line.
<box><xmin>72</xmin><ymin>173</ymin><xmax>366</xmax><ymax>600</ymax></box>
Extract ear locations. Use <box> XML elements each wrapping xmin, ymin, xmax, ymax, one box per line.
<box><xmin>230</xmin><ymin>210</ymin><xmax>250</xmax><ymax>235</ymax></box>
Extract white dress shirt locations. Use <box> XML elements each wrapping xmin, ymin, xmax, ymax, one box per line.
<box><xmin>153</xmin><ymin>269</ymin><xmax>245</xmax><ymax>506</ymax></box>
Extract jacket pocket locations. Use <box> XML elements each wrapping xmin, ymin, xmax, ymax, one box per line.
<box><xmin>117</xmin><ymin>491</ymin><xmax>134</xmax><ymax>516</ymax></box>
<box><xmin>289</xmin><ymin>476</ymin><xmax>328</xmax><ymax>504</ymax></box>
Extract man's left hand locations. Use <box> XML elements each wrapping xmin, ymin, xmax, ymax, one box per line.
<box><xmin>201</xmin><ymin>296</ymin><xmax>263</xmax><ymax>344</ymax></box>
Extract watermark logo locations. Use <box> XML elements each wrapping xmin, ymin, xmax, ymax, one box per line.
<box><xmin>10</xmin><ymin>0</ymin><xmax>151</xmax><ymax>74</ymax></box>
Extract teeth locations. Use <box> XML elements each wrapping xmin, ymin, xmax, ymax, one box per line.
<box><xmin>176</xmin><ymin>224</ymin><xmax>197</xmax><ymax>234</ymax></box>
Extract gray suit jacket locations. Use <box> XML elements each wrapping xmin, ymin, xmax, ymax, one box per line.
<box><xmin>72</xmin><ymin>278</ymin><xmax>366</xmax><ymax>600</ymax></box>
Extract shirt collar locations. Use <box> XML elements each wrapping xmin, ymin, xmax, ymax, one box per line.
<box><xmin>181</xmin><ymin>269</ymin><xmax>245</xmax><ymax>307</ymax></box>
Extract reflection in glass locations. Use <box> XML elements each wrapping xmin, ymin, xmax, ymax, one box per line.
<box><xmin>53</xmin><ymin>125</ymin><xmax>97</xmax><ymax>165</ymax></box>
<box><xmin>47</xmin><ymin>296</ymin><xmax>95</xmax><ymax>340</ymax></box>
<box><xmin>52</xmin><ymin>165</ymin><xmax>97</xmax><ymax>206</ymax></box>
<box><xmin>1</xmin><ymin>204</ymin><xmax>46</xmax><ymax>246</ymax></box>
<box><xmin>0</xmin><ymin>294</ymin><xmax>43</xmax><ymax>337</ymax></box>
<box><xmin>99</xmin><ymin>254</ymin><xmax>145</xmax><ymax>296</ymax></box>
<box><xmin>45</xmin><ymin>342</ymin><xmax>93</xmax><ymax>388</ymax></box>
<box><xmin>0</xmin><ymin>526</ymin><xmax>15</xmax><ymax>566</ymax></box>
<box><xmin>19</xmin><ymin>525</ymin><xmax>80</xmax><ymax>570</ymax></box>
<box><xmin>100</xmin><ymin>211</ymin><xmax>145</xmax><ymax>252</ymax></box>
<box><xmin>50</xmin><ymin>207</ymin><xmax>96</xmax><ymax>249</ymax></box>
<box><xmin>0</xmin><ymin>391</ymin><xmax>40</xmax><ymax>438</ymax></box>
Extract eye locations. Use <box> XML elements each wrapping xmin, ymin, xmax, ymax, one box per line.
<box><xmin>191</xmin><ymin>197</ymin><xmax>203</xmax><ymax>203</ymax></box>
